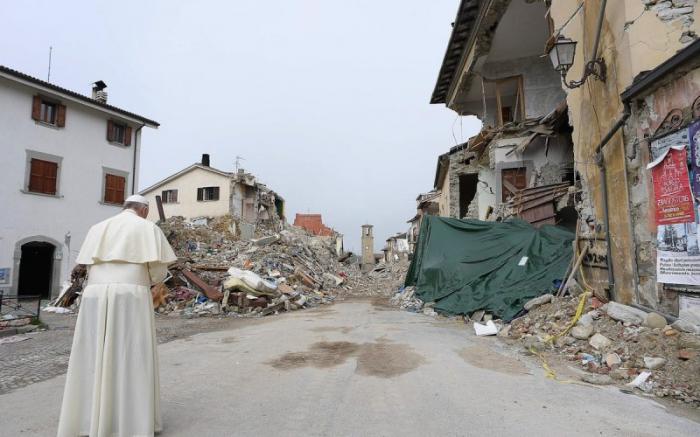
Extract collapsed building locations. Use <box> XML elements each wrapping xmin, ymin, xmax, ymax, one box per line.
<box><xmin>430</xmin><ymin>0</ymin><xmax>576</xmax><ymax>228</ymax></box>
<box><xmin>407</xmin><ymin>190</ymin><xmax>440</xmax><ymax>253</ymax></box>
<box><xmin>293</xmin><ymin>213</ymin><xmax>344</xmax><ymax>256</ymax></box>
<box><xmin>140</xmin><ymin>154</ymin><xmax>285</xmax><ymax>240</ymax></box>
<box><xmin>382</xmin><ymin>233</ymin><xmax>409</xmax><ymax>263</ymax></box>
<box><xmin>428</xmin><ymin>0</ymin><xmax>700</xmax><ymax>325</ymax></box>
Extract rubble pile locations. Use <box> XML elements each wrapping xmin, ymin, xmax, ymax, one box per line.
<box><xmin>156</xmin><ymin>215</ymin><xmax>350</xmax><ymax>317</ymax></box>
<box><xmin>50</xmin><ymin>215</ymin><xmax>412</xmax><ymax>319</ymax></box>
<box><xmin>506</xmin><ymin>295</ymin><xmax>700</xmax><ymax>405</ymax></box>
<box><xmin>342</xmin><ymin>261</ymin><xmax>410</xmax><ymax>298</ymax></box>
<box><xmin>390</xmin><ymin>286</ymin><xmax>423</xmax><ymax>312</ymax></box>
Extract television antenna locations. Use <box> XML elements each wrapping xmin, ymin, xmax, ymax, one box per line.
<box><xmin>235</xmin><ymin>155</ymin><xmax>245</xmax><ymax>172</ymax></box>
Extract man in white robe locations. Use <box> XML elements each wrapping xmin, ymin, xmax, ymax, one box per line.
<box><xmin>57</xmin><ymin>195</ymin><xmax>177</xmax><ymax>437</ymax></box>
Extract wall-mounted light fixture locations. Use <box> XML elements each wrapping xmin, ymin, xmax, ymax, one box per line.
<box><xmin>548</xmin><ymin>36</ymin><xmax>606</xmax><ymax>89</ymax></box>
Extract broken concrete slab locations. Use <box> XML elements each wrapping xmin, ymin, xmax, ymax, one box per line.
<box><xmin>252</xmin><ymin>234</ymin><xmax>281</xmax><ymax>246</ymax></box>
<box><xmin>571</xmin><ymin>324</ymin><xmax>594</xmax><ymax>340</ymax></box>
<box><xmin>643</xmin><ymin>312</ymin><xmax>667</xmax><ymax>329</ymax></box>
<box><xmin>589</xmin><ymin>333</ymin><xmax>612</xmax><ymax>350</ymax></box>
<box><xmin>524</xmin><ymin>293</ymin><xmax>553</xmax><ymax>311</ymax></box>
<box><xmin>604</xmin><ymin>302</ymin><xmax>647</xmax><ymax>326</ymax></box>
<box><xmin>643</xmin><ymin>356</ymin><xmax>667</xmax><ymax>370</ymax></box>
<box><xmin>581</xmin><ymin>373</ymin><xmax>613</xmax><ymax>385</ymax></box>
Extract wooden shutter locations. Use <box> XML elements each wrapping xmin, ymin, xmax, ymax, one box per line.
<box><xmin>31</xmin><ymin>96</ymin><xmax>41</xmax><ymax>120</ymax></box>
<box><xmin>213</xmin><ymin>187</ymin><xmax>220</xmax><ymax>200</ymax></box>
<box><xmin>115</xmin><ymin>175</ymin><xmax>125</xmax><ymax>204</ymax></box>
<box><xmin>124</xmin><ymin>126</ymin><xmax>132</xmax><ymax>146</ymax></box>
<box><xmin>104</xmin><ymin>174</ymin><xmax>126</xmax><ymax>204</ymax></box>
<box><xmin>56</xmin><ymin>104</ymin><xmax>67</xmax><ymax>127</ymax></box>
<box><xmin>197</xmin><ymin>188</ymin><xmax>203</xmax><ymax>201</ymax></box>
<box><xmin>28</xmin><ymin>159</ymin><xmax>58</xmax><ymax>195</ymax></box>
<box><xmin>161</xmin><ymin>190</ymin><xmax>167</xmax><ymax>203</ymax></box>
<box><xmin>106</xmin><ymin>120</ymin><xmax>115</xmax><ymax>142</ymax></box>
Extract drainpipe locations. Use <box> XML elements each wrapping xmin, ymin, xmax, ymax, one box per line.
<box><xmin>594</xmin><ymin>101</ymin><xmax>631</xmax><ymax>302</ymax></box>
<box><xmin>132</xmin><ymin>122</ymin><xmax>146</xmax><ymax>194</ymax></box>
<box><xmin>591</xmin><ymin>0</ymin><xmax>608</xmax><ymax>60</ymax></box>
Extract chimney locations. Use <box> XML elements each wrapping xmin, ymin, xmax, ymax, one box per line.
<box><xmin>201</xmin><ymin>153</ymin><xmax>210</xmax><ymax>167</ymax></box>
<box><xmin>92</xmin><ymin>80</ymin><xmax>108</xmax><ymax>103</ymax></box>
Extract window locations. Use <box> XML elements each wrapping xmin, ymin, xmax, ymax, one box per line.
<box><xmin>104</xmin><ymin>173</ymin><xmax>126</xmax><ymax>205</ymax></box>
<box><xmin>107</xmin><ymin>120</ymin><xmax>132</xmax><ymax>146</ymax></box>
<box><xmin>162</xmin><ymin>189</ymin><xmax>178</xmax><ymax>203</ymax></box>
<box><xmin>28</xmin><ymin>158</ymin><xmax>58</xmax><ymax>195</ymax></box>
<box><xmin>197</xmin><ymin>186</ymin><xmax>220</xmax><ymax>201</ymax></box>
<box><xmin>31</xmin><ymin>95</ymin><xmax>66</xmax><ymax>127</ymax></box>
<box><xmin>501</xmin><ymin>167</ymin><xmax>527</xmax><ymax>202</ymax></box>
<box><xmin>484</xmin><ymin>76</ymin><xmax>525</xmax><ymax>127</ymax></box>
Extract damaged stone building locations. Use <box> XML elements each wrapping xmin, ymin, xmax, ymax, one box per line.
<box><xmin>431</xmin><ymin>0</ymin><xmax>700</xmax><ymax>324</ymax></box>
<box><xmin>545</xmin><ymin>0</ymin><xmax>700</xmax><ymax>322</ymax></box>
<box><xmin>431</xmin><ymin>0</ymin><xmax>576</xmax><ymax>227</ymax></box>
<box><xmin>406</xmin><ymin>190</ymin><xmax>440</xmax><ymax>253</ymax></box>
<box><xmin>141</xmin><ymin>154</ymin><xmax>284</xmax><ymax>239</ymax></box>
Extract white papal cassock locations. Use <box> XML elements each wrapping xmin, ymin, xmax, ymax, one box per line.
<box><xmin>57</xmin><ymin>209</ymin><xmax>177</xmax><ymax>437</ymax></box>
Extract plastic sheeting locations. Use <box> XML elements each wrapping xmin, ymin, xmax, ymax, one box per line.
<box><xmin>405</xmin><ymin>216</ymin><xmax>574</xmax><ymax>321</ymax></box>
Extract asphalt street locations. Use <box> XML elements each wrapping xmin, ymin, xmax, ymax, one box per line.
<box><xmin>2</xmin><ymin>299</ymin><xmax>699</xmax><ymax>436</ymax></box>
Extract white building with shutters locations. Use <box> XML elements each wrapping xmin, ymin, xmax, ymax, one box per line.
<box><xmin>140</xmin><ymin>155</ymin><xmax>233</xmax><ymax>222</ymax></box>
<box><xmin>0</xmin><ymin>65</ymin><xmax>159</xmax><ymax>299</ymax></box>
<box><xmin>140</xmin><ymin>154</ymin><xmax>286</xmax><ymax>240</ymax></box>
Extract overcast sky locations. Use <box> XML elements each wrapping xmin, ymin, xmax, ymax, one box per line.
<box><xmin>3</xmin><ymin>0</ymin><xmax>481</xmax><ymax>252</ymax></box>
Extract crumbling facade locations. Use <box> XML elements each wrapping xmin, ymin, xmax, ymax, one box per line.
<box><xmin>431</xmin><ymin>0</ymin><xmax>575</xmax><ymax>226</ymax></box>
<box><xmin>407</xmin><ymin>191</ymin><xmax>440</xmax><ymax>253</ymax></box>
<box><xmin>545</xmin><ymin>0</ymin><xmax>700</xmax><ymax>320</ymax></box>
<box><xmin>141</xmin><ymin>155</ymin><xmax>285</xmax><ymax>240</ymax></box>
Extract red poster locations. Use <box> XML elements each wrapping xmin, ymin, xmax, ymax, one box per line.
<box><xmin>652</xmin><ymin>147</ymin><xmax>695</xmax><ymax>225</ymax></box>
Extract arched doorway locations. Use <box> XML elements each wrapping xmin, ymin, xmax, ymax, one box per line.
<box><xmin>18</xmin><ymin>241</ymin><xmax>56</xmax><ymax>298</ymax></box>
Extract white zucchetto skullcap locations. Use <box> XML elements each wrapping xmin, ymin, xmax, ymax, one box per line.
<box><xmin>125</xmin><ymin>194</ymin><xmax>149</xmax><ymax>206</ymax></box>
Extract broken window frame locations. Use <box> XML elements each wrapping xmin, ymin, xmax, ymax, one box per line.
<box><xmin>485</xmin><ymin>75</ymin><xmax>526</xmax><ymax>127</ymax></box>
<box><xmin>500</xmin><ymin>167</ymin><xmax>527</xmax><ymax>202</ymax></box>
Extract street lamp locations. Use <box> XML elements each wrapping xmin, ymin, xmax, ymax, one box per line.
<box><xmin>548</xmin><ymin>36</ymin><xmax>606</xmax><ymax>89</ymax></box>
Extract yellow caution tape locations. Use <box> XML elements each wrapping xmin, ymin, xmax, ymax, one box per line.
<box><xmin>544</xmin><ymin>291</ymin><xmax>591</xmax><ymax>344</ymax></box>
<box><xmin>528</xmin><ymin>290</ymin><xmax>592</xmax><ymax>384</ymax></box>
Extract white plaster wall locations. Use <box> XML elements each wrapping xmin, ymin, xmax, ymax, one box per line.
<box><xmin>477</xmin><ymin>167</ymin><xmax>496</xmax><ymax>220</ymax></box>
<box><xmin>493</xmin><ymin>136</ymin><xmax>571</xmax><ymax>170</ymax></box>
<box><xmin>0</xmin><ymin>78</ymin><xmax>141</xmax><ymax>297</ymax></box>
<box><xmin>142</xmin><ymin>167</ymin><xmax>231</xmax><ymax>221</ymax></box>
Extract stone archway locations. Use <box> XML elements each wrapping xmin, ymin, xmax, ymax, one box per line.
<box><xmin>12</xmin><ymin>236</ymin><xmax>63</xmax><ymax>299</ymax></box>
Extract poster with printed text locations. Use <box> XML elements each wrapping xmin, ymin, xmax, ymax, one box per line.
<box><xmin>690</xmin><ymin>121</ymin><xmax>700</xmax><ymax>196</ymax></box>
<box><xmin>651</xmin><ymin>146</ymin><xmax>695</xmax><ymax>225</ymax></box>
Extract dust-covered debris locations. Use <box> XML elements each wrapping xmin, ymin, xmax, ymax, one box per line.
<box><xmin>504</xmin><ymin>295</ymin><xmax>700</xmax><ymax>406</ymax></box>
<box><xmin>52</xmin><ymin>215</ymin><xmax>411</xmax><ymax>320</ymax></box>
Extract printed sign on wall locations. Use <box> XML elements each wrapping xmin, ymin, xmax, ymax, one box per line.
<box><xmin>650</xmin><ymin>146</ymin><xmax>695</xmax><ymax>225</ymax></box>
<box><xmin>649</xmin><ymin>140</ymin><xmax>700</xmax><ymax>285</ymax></box>
<box><xmin>689</xmin><ymin>120</ymin><xmax>700</xmax><ymax>196</ymax></box>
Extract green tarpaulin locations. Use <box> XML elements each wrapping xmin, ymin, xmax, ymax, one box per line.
<box><xmin>405</xmin><ymin>216</ymin><xmax>574</xmax><ymax>321</ymax></box>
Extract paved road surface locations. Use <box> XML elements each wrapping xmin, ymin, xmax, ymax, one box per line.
<box><xmin>2</xmin><ymin>299</ymin><xmax>699</xmax><ymax>436</ymax></box>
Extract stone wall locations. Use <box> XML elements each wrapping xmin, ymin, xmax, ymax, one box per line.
<box><xmin>447</xmin><ymin>149</ymin><xmax>480</xmax><ymax>218</ymax></box>
<box><xmin>624</xmin><ymin>66</ymin><xmax>700</xmax><ymax>314</ymax></box>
